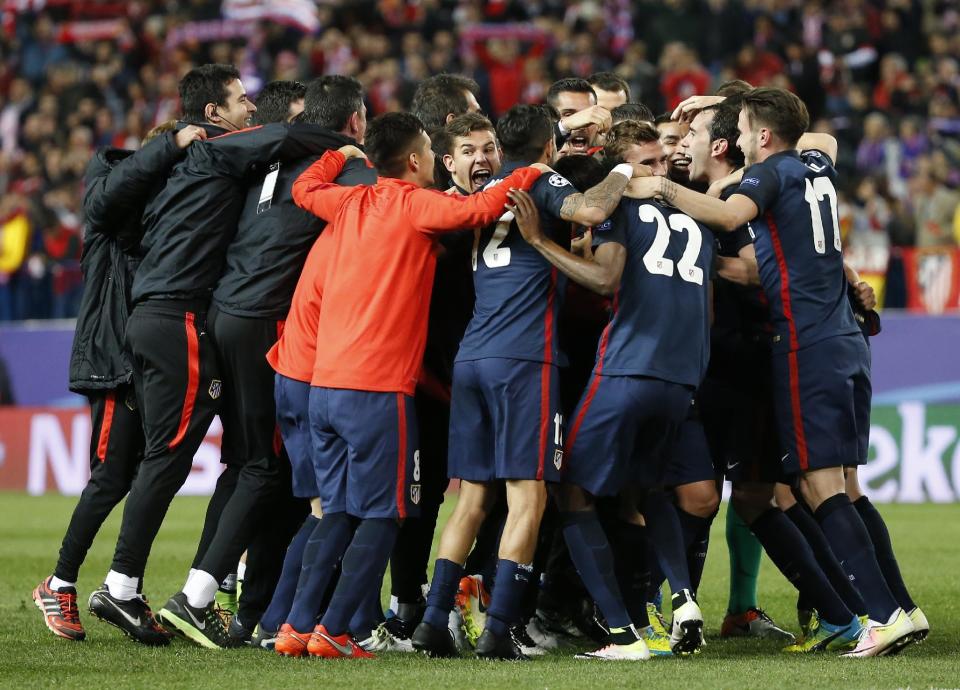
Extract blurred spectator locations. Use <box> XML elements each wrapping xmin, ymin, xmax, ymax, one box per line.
<box><xmin>0</xmin><ymin>0</ymin><xmax>958</xmax><ymax>319</ymax></box>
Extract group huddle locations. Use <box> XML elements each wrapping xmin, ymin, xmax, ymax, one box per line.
<box><xmin>32</xmin><ymin>63</ymin><xmax>928</xmax><ymax>663</ymax></box>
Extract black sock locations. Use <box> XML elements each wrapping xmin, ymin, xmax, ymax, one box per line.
<box><xmin>644</xmin><ymin>491</ymin><xmax>692</xmax><ymax>594</ymax></box>
<box><xmin>814</xmin><ymin>494</ymin><xmax>898</xmax><ymax>623</ymax></box>
<box><xmin>853</xmin><ymin>496</ymin><xmax>915</xmax><ymax>612</ymax></box>
<box><xmin>676</xmin><ymin>507</ymin><xmax>714</xmax><ymax>595</ymax></box>
<box><xmin>609</xmin><ymin>521</ymin><xmax>651</xmax><ymax>628</ymax></box>
<box><xmin>561</xmin><ymin>511</ymin><xmax>631</xmax><ymax>629</ymax></box>
<box><xmin>784</xmin><ymin>503</ymin><xmax>868</xmax><ymax>617</ymax></box>
<box><xmin>751</xmin><ymin>507</ymin><xmax>853</xmax><ymax>626</ymax></box>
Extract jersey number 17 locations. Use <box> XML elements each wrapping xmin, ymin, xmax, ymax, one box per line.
<box><xmin>804</xmin><ymin>176</ymin><xmax>842</xmax><ymax>254</ymax></box>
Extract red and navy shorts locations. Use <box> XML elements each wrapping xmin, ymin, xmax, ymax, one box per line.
<box><xmin>307</xmin><ymin>386</ymin><xmax>421</xmax><ymax>519</ymax></box>
<box><xmin>447</xmin><ymin>358</ymin><xmax>563</xmax><ymax>483</ymax></box>
<box><xmin>564</xmin><ymin>374</ymin><xmax>691</xmax><ymax>496</ymax></box>
<box><xmin>772</xmin><ymin>333</ymin><xmax>871</xmax><ymax>476</ymax></box>
<box><xmin>662</xmin><ymin>399</ymin><xmax>717</xmax><ymax>488</ymax></box>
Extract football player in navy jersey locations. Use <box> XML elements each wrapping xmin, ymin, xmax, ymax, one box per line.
<box><xmin>509</xmin><ymin>119</ymin><xmax>715</xmax><ymax>661</ymax></box>
<box><xmin>412</xmin><ymin>104</ymin><xmax>647</xmax><ymax>661</ymax></box>
<box><xmin>629</xmin><ymin>87</ymin><xmax>916</xmax><ymax>657</ymax></box>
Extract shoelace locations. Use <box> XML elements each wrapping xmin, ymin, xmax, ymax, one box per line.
<box><xmin>136</xmin><ymin>595</ymin><xmax>167</xmax><ymax>633</ymax></box>
<box><xmin>54</xmin><ymin>590</ymin><xmax>80</xmax><ymax>624</ymax></box>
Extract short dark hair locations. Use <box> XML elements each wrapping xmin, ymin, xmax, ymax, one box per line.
<box><xmin>714</xmin><ymin>79</ymin><xmax>753</xmax><ymax>98</ymax></box>
<box><xmin>179</xmin><ymin>63</ymin><xmax>241</xmax><ymax>124</ymax></box>
<box><xmin>301</xmin><ymin>75</ymin><xmax>364</xmax><ymax>131</ymax></box>
<box><xmin>365</xmin><ymin>112</ymin><xmax>426</xmax><ymax>178</ymax></box>
<box><xmin>442</xmin><ymin>112</ymin><xmax>496</xmax><ymax>155</ymax></box>
<box><xmin>496</xmin><ymin>104</ymin><xmax>554</xmax><ymax>162</ymax></box>
<box><xmin>546</xmin><ymin>78</ymin><xmax>596</xmax><ymax>108</ymax></box>
<box><xmin>552</xmin><ymin>154</ymin><xmax>606</xmax><ymax>193</ymax></box>
<box><xmin>253</xmin><ymin>80</ymin><xmax>306</xmax><ymax>125</ymax></box>
<box><xmin>588</xmin><ymin>71</ymin><xmax>631</xmax><ymax>101</ymax></box>
<box><xmin>611</xmin><ymin>102</ymin><xmax>655</xmax><ymax>124</ymax></box>
<box><xmin>654</xmin><ymin>112</ymin><xmax>674</xmax><ymax>126</ymax></box>
<box><xmin>741</xmin><ymin>87</ymin><xmax>809</xmax><ymax>147</ymax></box>
<box><xmin>410</xmin><ymin>74</ymin><xmax>480</xmax><ymax>132</ymax></box>
<box><xmin>604</xmin><ymin>120</ymin><xmax>660</xmax><ymax>162</ymax></box>
<box><xmin>703</xmin><ymin>103</ymin><xmax>745</xmax><ymax>168</ymax></box>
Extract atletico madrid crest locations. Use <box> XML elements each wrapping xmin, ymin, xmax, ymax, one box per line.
<box><xmin>554</xmin><ymin>449</ymin><xmax>563</xmax><ymax>470</ymax></box>
<box><xmin>208</xmin><ymin>379</ymin><xmax>222</xmax><ymax>400</ymax></box>
<box><xmin>410</xmin><ymin>484</ymin><xmax>421</xmax><ymax>505</ymax></box>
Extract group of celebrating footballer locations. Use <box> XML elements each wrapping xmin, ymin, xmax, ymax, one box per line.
<box><xmin>32</xmin><ymin>62</ymin><xmax>927</xmax><ymax>663</ymax></box>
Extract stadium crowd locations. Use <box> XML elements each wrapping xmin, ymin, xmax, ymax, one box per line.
<box><xmin>1</xmin><ymin>0</ymin><xmax>960</xmax><ymax>320</ymax></box>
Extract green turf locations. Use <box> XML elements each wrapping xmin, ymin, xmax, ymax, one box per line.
<box><xmin>1</xmin><ymin>493</ymin><xmax>957</xmax><ymax>689</ymax></box>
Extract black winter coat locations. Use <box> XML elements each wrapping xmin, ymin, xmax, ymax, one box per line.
<box><xmin>68</xmin><ymin>132</ymin><xmax>186</xmax><ymax>393</ymax></box>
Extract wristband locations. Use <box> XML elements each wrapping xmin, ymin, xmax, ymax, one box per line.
<box><xmin>557</xmin><ymin>119</ymin><xmax>570</xmax><ymax>136</ymax></box>
<box><xmin>611</xmin><ymin>163</ymin><xmax>633</xmax><ymax>180</ymax></box>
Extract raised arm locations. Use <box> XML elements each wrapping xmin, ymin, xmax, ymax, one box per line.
<box><xmin>405</xmin><ymin>165</ymin><xmax>543</xmax><ymax>233</ymax></box>
<box><xmin>625</xmin><ymin>175</ymin><xmax>759</xmax><ymax>232</ymax></box>
<box><xmin>511</xmin><ymin>190</ymin><xmax>625</xmax><ymax>296</ymax></box>
<box><xmin>291</xmin><ymin>149</ymin><xmax>357</xmax><ymax>222</ymax></box>
<box><xmin>83</xmin><ymin>128</ymin><xmax>201</xmax><ymax>233</ymax></box>
<box><xmin>796</xmin><ymin>132</ymin><xmax>839</xmax><ymax>163</ymax></box>
<box><xmin>559</xmin><ymin>163</ymin><xmax>641</xmax><ymax>227</ymax></box>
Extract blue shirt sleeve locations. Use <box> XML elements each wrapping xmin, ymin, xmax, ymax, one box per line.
<box><xmin>531</xmin><ymin>172</ymin><xmax>579</xmax><ymax>220</ymax></box>
<box><xmin>735</xmin><ymin>160</ymin><xmax>780</xmax><ymax>216</ymax></box>
<box><xmin>800</xmin><ymin>149</ymin><xmax>838</xmax><ymax>180</ymax></box>
<box><xmin>592</xmin><ymin>206</ymin><xmax>627</xmax><ymax>249</ymax></box>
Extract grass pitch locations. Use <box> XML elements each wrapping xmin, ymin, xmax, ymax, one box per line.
<box><xmin>0</xmin><ymin>493</ymin><xmax>957</xmax><ymax>689</ymax></box>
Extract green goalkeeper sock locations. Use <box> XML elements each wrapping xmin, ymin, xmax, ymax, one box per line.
<box><xmin>726</xmin><ymin>507</ymin><xmax>762</xmax><ymax>614</ymax></box>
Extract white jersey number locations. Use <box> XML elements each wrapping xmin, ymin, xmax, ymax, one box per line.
<box><xmin>804</xmin><ymin>176</ymin><xmax>842</xmax><ymax>254</ymax></box>
<box><xmin>639</xmin><ymin>204</ymin><xmax>704</xmax><ymax>285</ymax></box>
<box><xmin>472</xmin><ymin>210</ymin><xmax>514</xmax><ymax>270</ymax></box>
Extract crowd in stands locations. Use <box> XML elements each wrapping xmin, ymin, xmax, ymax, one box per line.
<box><xmin>1</xmin><ymin>0</ymin><xmax>959</xmax><ymax>320</ymax></box>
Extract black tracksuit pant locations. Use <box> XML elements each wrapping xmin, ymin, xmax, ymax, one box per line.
<box><xmin>191</xmin><ymin>306</ymin><xmax>302</xmax><ymax>595</ymax></box>
<box><xmin>54</xmin><ymin>385</ymin><xmax>144</xmax><ymax>583</ymax></box>
<box><xmin>111</xmin><ymin>300</ymin><xmax>221</xmax><ymax>578</ymax></box>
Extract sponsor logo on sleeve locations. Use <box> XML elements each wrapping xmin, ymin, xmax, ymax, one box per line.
<box><xmin>741</xmin><ymin>177</ymin><xmax>760</xmax><ymax>187</ymax></box>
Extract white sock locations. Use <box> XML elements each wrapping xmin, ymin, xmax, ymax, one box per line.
<box><xmin>105</xmin><ymin>570</ymin><xmax>139</xmax><ymax>601</ymax></box>
<box><xmin>237</xmin><ymin>562</ymin><xmax>246</xmax><ymax>581</ymax></box>
<box><xmin>183</xmin><ymin>570</ymin><xmax>219</xmax><ymax>609</ymax></box>
<box><xmin>220</xmin><ymin>573</ymin><xmax>237</xmax><ymax>592</ymax></box>
<box><xmin>49</xmin><ymin>576</ymin><xmax>76</xmax><ymax>591</ymax></box>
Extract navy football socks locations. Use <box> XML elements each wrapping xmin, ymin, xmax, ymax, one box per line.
<box><xmin>814</xmin><ymin>494</ymin><xmax>898</xmax><ymax>623</ymax></box>
<box><xmin>422</xmin><ymin>558</ymin><xmax>464</xmax><ymax>630</ymax></box>
<box><xmin>321</xmin><ymin>518</ymin><xmax>399</xmax><ymax>636</ymax></box>
<box><xmin>561</xmin><ymin>510</ymin><xmax>631</xmax><ymax>629</ymax></box>
<box><xmin>676</xmin><ymin>507</ymin><xmax>713</xmax><ymax>595</ymax></box>
<box><xmin>286</xmin><ymin>512</ymin><xmax>354</xmax><ymax>632</ymax></box>
<box><xmin>644</xmin><ymin>490</ymin><xmax>693</xmax><ymax>594</ymax></box>
<box><xmin>854</xmin><ymin>496</ymin><xmax>916</xmax><ymax>612</ymax></box>
<box><xmin>484</xmin><ymin>559</ymin><xmax>533</xmax><ymax>637</ymax></box>
<box><xmin>609</xmin><ymin>521</ymin><xmax>651</xmax><ymax>628</ymax></box>
<box><xmin>751</xmin><ymin>507</ymin><xmax>853</xmax><ymax>626</ymax></box>
<box><xmin>259</xmin><ymin>514</ymin><xmax>319</xmax><ymax>632</ymax></box>
<box><xmin>784</xmin><ymin>502</ymin><xmax>868</xmax><ymax>617</ymax></box>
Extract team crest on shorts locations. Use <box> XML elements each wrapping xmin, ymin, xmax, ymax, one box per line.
<box><xmin>410</xmin><ymin>484</ymin><xmax>421</xmax><ymax>505</ymax></box>
<box><xmin>553</xmin><ymin>449</ymin><xmax>564</xmax><ymax>470</ymax></box>
<box><xmin>208</xmin><ymin>379</ymin><xmax>222</xmax><ymax>400</ymax></box>
<box><xmin>124</xmin><ymin>390</ymin><xmax>137</xmax><ymax>411</ymax></box>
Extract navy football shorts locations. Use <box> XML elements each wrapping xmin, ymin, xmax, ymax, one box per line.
<box><xmin>308</xmin><ymin>386</ymin><xmax>421</xmax><ymax>519</ymax></box>
<box><xmin>662</xmin><ymin>399</ymin><xmax>717</xmax><ymax>487</ymax></box>
<box><xmin>771</xmin><ymin>334</ymin><xmax>870</xmax><ymax>475</ymax></box>
<box><xmin>698</xmin><ymin>372</ymin><xmax>787</xmax><ymax>485</ymax></box>
<box><xmin>447</xmin><ymin>358</ymin><xmax>563</xmax><ymax>483</ymax></box>
<box><xmin>274</xmin><ymin>373</ymin><xmax>316</xmax><ymax>498</ymax></box>
<box><xmin>564</xmin><ymin>374</ymin><xmax>691</xmax><ymax>496</ymax></box>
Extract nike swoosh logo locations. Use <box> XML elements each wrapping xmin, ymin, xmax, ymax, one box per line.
<box><xmin>183</xmin><ymin>604</ymin><xmax>205</xmax><ymax>630</ymax></box>
<box><xmin>780</xmin><ymin>453</ymin><xmax>789</xmax><ymax>463</ymax></box>
<box><xmin>104</xmin><ymin>597</ymin><xmax>141</xmax><ymax>627</ymax></box>
<box><xmin>318</xmin><ymin>631</ymin><xmax>355</xmax><ymax>656</ymax></box>
<box><xmin>816</xmin><ymin>630</ymin><xmax>842</xmax><ymax>649</ymax></box>
<box><xmin>726</xmin><ymin>461</ymin><xmax>740</xmax><ymax>470</ymax></box>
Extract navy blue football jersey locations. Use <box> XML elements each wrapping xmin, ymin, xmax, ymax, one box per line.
<box><xmin>735</xmin><ymin>150</ymin><xmax>859</xmax><ymax>352</ymax></box>
<box><xmin>592</xmin><ymin>198</ymin><xmax>714</xmax><ymax>388</ymax></box>
<box><xmin>455</xmin><ymin>160</ymin><xmax>577</xmax><ymax>365</ymax></box>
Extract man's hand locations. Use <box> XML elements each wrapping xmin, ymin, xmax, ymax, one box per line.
<box><xmin>571</xmin><ymin>229</ymin><xmax>594</xmax><ymax>259</ymax></box>
<box><xmin>507</xmin><ymin>189</ymin><xmax>542</xmax><ymax>246</ymax></box>
<box><xmin>853</xmin><ymin>280</ymin><xmax>877</xmax><ymax>311</ymax></box>
<box><xmin>174</xmin><ymin>125</ymin><xmax>207</xmax><ymax>149</ymax></box>
<box><xmin>706</xmin><ymin>168</ymin><xmax>744</xmax><ymax>197</ymax></box>
<box><xmin>630</xmin><ymin>163</ymin><xmax>653</xmax><ymax>178</ymax></box>
<box><xmin>623</xmin><ymin>175</ymin><xmax>662</xmax><ymax>200</ymax></box>
<box><xmin>561</xmin><ymin>105</ymin><xmax>612</xmax><ymax>134</ymax></box>
<box><xmin>337</xmin><ymin>144</ymin><xmax>366</xmax><ymax>160</ymax></box>
<box><xmin>671</xmin><ymin>94</ymin><xmax>726</xmax><ymax>122</ymax></box>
